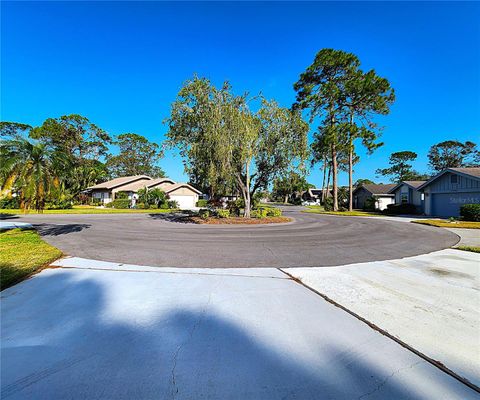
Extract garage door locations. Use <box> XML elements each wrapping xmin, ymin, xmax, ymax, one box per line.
<box><xmin>431</xmin><ymin>192</ymin><xmax>480</xmax><ymax>217</ymax></box>
<box><xmin>169</xmin><ymin>195</ymin><xmax>195</xmax><ymax>209</ymax></box>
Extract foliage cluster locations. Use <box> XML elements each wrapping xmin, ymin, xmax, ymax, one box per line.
<box><xmin>460</xmin><ymin>204</ymin><xmax>480</xmax><ymax>222</ymax></box>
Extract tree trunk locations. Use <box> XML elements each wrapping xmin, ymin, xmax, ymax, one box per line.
<box><xmin>284</xmin><ymin>194</ymin><xmax>289</xmax><ymax>204</ymax></box>
<box><xmin>348</xmin><ymin>113</ymin><xmax>355</xmax><ymax>212</ymax></box>
<box><xmin>331</xmin><ymin>142</ymin><xmax>338</xmax><ymax>211</ymax></box>
<box><xmin>321</xmin><ymin>155</ymin><xmax>327</xmax><ymax>203</ymax></box>
<box><xmin>242</xmin><ymin>161</ymin><xmax>251</xmax><ymax>218</ymax></box>
<box><xmin>348</xmin><ymin>142</ymin><xmax>353</xmax><ymax>211</ymax></box>
<box><xmin>325</xmin><ymin>163</ymin><xmax>331</xmax><ymax>204</ymax></box>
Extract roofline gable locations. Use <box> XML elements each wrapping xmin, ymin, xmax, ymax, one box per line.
<box><xmin>417</xmin><ymin>168</ymin><xmax>480</xmax><ymax>190</ymax></box>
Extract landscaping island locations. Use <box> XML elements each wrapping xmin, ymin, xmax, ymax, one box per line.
<box><xmin>181</xmin><ymin>215</ymin><xmax>292</xmax><ymax>225</ymax></box>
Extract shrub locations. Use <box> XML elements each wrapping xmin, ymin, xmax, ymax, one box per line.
<box><xmin>0</xmin><ymin>197</ymin><xmax>20</xmax><ymax>209</ymax></box>
<box><xmin>266</xmin><ymin>207</ymin><xmax>282</xmax><ymax>217</ymax></box>
<box><xmin>90</xmin><ymin>198</ymin><xmax>102</xmax><ymax>206</ymax></box>
<box><xmin>384</xmin><ymin>203</ymin><xmax>418</xmax><ymax>215</ymax></box>
<box><xmin>323</xmin><ymin>197</ymin><xmax>333</xmax><ymax>211</ymax></box>
<box><xmin>115</xmin><ymin>191</ymin><xmax>129</xmax><ymax>200</ymax></box>
<box><xmin>168</xmin><ymin>200</ymin><xmax>179</xmax><ymax>209</ymax></box>
<box><xmin>108</xmin><ymin>199</ymin><xmax>130</xmax><ymax>209</ymax></box>
<box><xmin>196</xmin><ymin>199</ymin><xmax>208</xmax><ymax>207</ymax></box>
<box><xmin>251</xmin><ymin>208</ymin><xmax>268</xmax><ymax>218</ymax></box>
<box><xmin>363</xmin><ymin>196</ymin><xmax>377</xmax><ymax>211</ymax></box>
<box><xmin>45</xmin><ymin>200</ymin><xmax>73</xmax><ymax>210</ymax></box>
<box><xmin>217</xmin><ymin>209</ymin><xmax>230</xmax><ymax>218</ymax></box>
<box><xmin>460</xmin><ymin>204</ymin><xmax>480</xmax><ymax>222</ymax></box>
<box><xmin>199</xmin><ymin>209</ymin><xmax>210</xmax><ymax>219</ymax></box>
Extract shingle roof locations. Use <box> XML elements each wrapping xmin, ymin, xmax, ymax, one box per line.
<box><xmin>417</xmin><ymin>167</ymin><xmax>480</xmax><ymax>190</ymax></box>
<box><xmin>402</xmin><ymin>180</ymin><xmax>426</xmax><ymax>189</ymax></box>
<box><xmin>87</xmin><ymin>175</ymin><xmax>152</xmax><ymax>190</ymax></box>
<box><xmin>361</xmin><ymin>184</ymin><xmax>397</xmax><ymax>195</ymax></box>
<box><xmin>448</xmin><ymin>167</ymin><xmax>480</xmax><ymax>178</ymax></box>
<box><xmin>163</xmin><ymin>183</ymin><xmax>202</xmax><ymax>195</ymax></box>
<box><xmin>146</xmin><ymin>178</ymin><xmax>176</xmax><ymax>188</ymax></box>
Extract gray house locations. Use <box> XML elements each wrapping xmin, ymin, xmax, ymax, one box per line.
<box><xmin>417</xmin><ymin>167</ymin><xmax>480</xmax><ymax>217</ymax></box>
<box><xmin>388</xmin><ymin>181</ymin><xmax>426</xmax><ymax>213</ymax></box>
<box><xmin>352</xmin><ymin>184</ymin><xmax>396</xmax><ymax>210</ymax></box>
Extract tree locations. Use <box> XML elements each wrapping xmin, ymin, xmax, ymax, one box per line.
<box><xmin>343</xmin><ymin>69</ymin><xmax>395</xmax><ymax>210</ymax></box>
<box><xmin>30</xmin><ymin>115</ymin><xmax>111</xmax><ymax>196</ymax></box>
<box><xmin>106</xmin><ymin>133</ymin><xmax>165</xmax><ymax>178</ymax></box>
<box><xmin>166</xmin><ymin>76</ymin><xmax>308</xmax><ymax>217</ymax></box>
<box><xmin>376</xmin><ymin>151</ymin><xmax>427</xmax><ymax>182</ymax></box>
<box><xmin>354</xmin><ymin>178</ymin><xmax>375</xmax><ymax>187</ymax></box>
<box><xmin>0</xmin><ymin>122</ymin><xmax>32</xmax><ymax>138</ymax></box>
<box><xmin>137</xmin><ymin>187</ymin><xmax>168</xmax><ymax>208</ymax></box>
<box><xmin>428</xmin><ymin>140</ymin><xmax>479</xmax><ymax>172</ymax></box>
<box><xmin>294</xmin><ymin>49</ymin><xmax>360</xmax><ymax>211</ymax></box>
<box><xmin>272</xmin><ymin>171</ymin><xmax>310</xmax><ymax>203</ymax></box>
<box><xmin>0</xmin><ymin>137</ymin><xmax>63</xmax><ymax>211</ymax></box>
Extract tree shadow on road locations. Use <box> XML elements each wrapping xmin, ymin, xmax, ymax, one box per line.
<box><xmin>34</xmin><ymin>223</ymin><xmax>91</xmax><ymax>236</ymax></box>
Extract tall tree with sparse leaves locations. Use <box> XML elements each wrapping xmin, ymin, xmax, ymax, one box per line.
<box><xmin>376</xmin><ymin>151</ymin><xmax>428</xmax><ymax>182</ymax></box>
<box><xmin>428</xmin><ymin>140</ymin><xmax>479</xmax><ymax>172</ymax></box>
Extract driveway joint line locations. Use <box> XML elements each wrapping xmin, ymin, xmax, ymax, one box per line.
<box><xmin>277</xmin><ymin>267</ymin><xmax>480</xmax><ymax>394</ymax></box>
<box><xmin>51</xmin><ymin>265</ymin><xmax>289</xmax><ymax>280</ymax></box>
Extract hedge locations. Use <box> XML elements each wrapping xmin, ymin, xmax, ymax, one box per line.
<box><xmin>384</xmin><ymin>203</ymin><xmax>418</xmax><ymax>215</ymax></box>
<box><xmin>460</xmin><ymin>204</ymin><xmax>480</xmax><ymax>222</ymax></box>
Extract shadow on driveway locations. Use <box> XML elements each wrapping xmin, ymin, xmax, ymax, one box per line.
<box><xmin>2</xmin><ymin>270</ymin><xmax>474</xmax><ymax>399</ymax></box>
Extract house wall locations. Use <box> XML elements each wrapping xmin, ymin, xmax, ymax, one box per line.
<box><xmin>376</xmin><ymin>196</ymin><xmax>395</xmax><ymax>211</ymax></box>
<box><xmin>353</xmin><ymin>187</ymin><xmax>371</xmax><ymax>209</ymax></box>
<box><xmin>393</xmin><ymin>185</ymin><xmax>423</xmax><ymax>209</ymax></box>
<box><xmin>92</xmin><ymin>190</ymin><xmax>112</xmax><ymax>204</ymax></box>
<box><xmin>168</xmin><ymin>187</ymin><xmax>199</xmax><ymax>209</ymax></box>
<box><xmin>423</xmin><ymin>172</ymin><xmax>480</xmax><ymax>216</ymax></box>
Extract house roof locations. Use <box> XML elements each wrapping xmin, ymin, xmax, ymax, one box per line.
<box><xmin>163</xmin><ymin>183</ymin><xmax>202</xmax><ymax>195</ymax></box>
<box><xmin>355</xmin><ymin>183</ymin><xmax>396</xmax><ymax>196</ymax></box>
<box><xmin>388</xmin><ymin>180</ymin><xmax>426</xmax><ymax>193</ymax></box>
<box><xmin>87</xmin><ymin>175</ymin><xmax>152</xmax><ymax>190</ymax></box>
<box><xmin>146</xmin><ymin>178</ymin><xmax>176</xmax><ymax>188</ymax></box>
<box><xmin>417</xmin><ymin>167</ymin><xmax>480</xmax><ymax>190</ymax></box>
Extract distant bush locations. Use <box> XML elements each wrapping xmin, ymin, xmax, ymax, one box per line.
<box><xmin>323</xmin><ymin>197</ymin><xmax>333</xmax><ymax>211</ymax></box>
<box><xmin>0</xmin><ymin>197</ymin><xmax>20</xmax><ymax>209</ymax></box>
<box><xmin>90</xmin><ymin>198</ymin><xmax>102</xmax><ymax>206</ymax></box>
<box><xmin>115</xmin><ymin>191</ymin><xmax>129</xmax><ymax>200</ymax></box>
<box><xmin>384</xmin><ymin>203</ymin><xmax>418</xmax><ymax>215</ymax></box>
<box><xmin>196</xmin><ymin>199</ymin><xmax>208</xmax><ymax>207</ymax></box>
<box><xmin>251</xmin><ymin>208</ymin><xmax>268</xmax><ymax>218</ymax></box>
<box><xmin>45</xmin><ymin>200</ymin><xmax>73</xmax><ymax>210</ymax></box>
<box><xmin>168</xmin><ymin>200</ymin><xmax>179</xmax><ymax>209</ymax></box>
<box><xmin>217</xmin><ymin>209</ymin><xmax>230</xmax><ymax>218</ymax></box>
<box><xmin>266</xmin><ymin>207</ymin><xmax>282</xmax><ymax>217</ymax></box>
<box><xmin>363</xmin><ymin>196</ymin><xmax>377</xmax><ymax>211</ymax></box>
<box><xmin>107</xmin><ymin>199</ymin><xmax>130</xmax><ymax>209</ymax></box>
<box><xmin>199</xmin><ymin>209</ymin><xmax>210</xmax><ymax>219</ymax></box>
<box><xmin>460</xmin><ymin>204</ymin><xmax>480</xmax><ymax>222</ymax></box>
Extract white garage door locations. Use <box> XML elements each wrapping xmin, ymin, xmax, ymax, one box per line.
<box><xmin>169</xmin><ymin>195</ymin><xmax>195</xmax><ymax>209</ymax></box>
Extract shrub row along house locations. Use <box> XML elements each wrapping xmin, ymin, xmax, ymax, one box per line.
<box><xmin>86</xmin><ymin>175</ymin><xmax>201</xmax><ymax>209</ymax></box>
<box><xmin>352</xmin><ymin>167</ymin><xmax>480</xmax><ymax>217</ymax></box>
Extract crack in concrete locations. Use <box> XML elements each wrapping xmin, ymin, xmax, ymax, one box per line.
<box><xmin>357</xmin><ymin>361</ymin><xmax>423</xmax><ymax>399</ymax></box>
<box><xmin>170</xmin><ymin>292</ymin><xmax>213</xmax><ymax>400</ymax></box>
<box><xmin>54</xmin><ymin>266</ymin><xmax>288</xmax><ymax>280</ymax></box>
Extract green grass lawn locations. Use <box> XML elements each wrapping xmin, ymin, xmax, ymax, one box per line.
<box><xmin>0</xmin><ymin>205</ymin><xmax>177</xmax><ymax>215</ymax></box>
<box><xmin>0</xmin><ymin>228</ymin><xmax>63</xmax><ymax>290</ymax></box>
<box><xmin>303</xmin><ymin>205</ymin><xmax>385</xmax><ymax>217</ymax></box>
<box><xmin>412</xmin><ymin>220</ymin><xmax>480</xmax><ymax>229</ymax></box>
<box><xmin>456</xmin><ymin>246</ymin><xmax>480</xmax><ymax>253</ymax></box>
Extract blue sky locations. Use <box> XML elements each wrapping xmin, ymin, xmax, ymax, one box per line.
<box><xmin>2</xmin><ymin>1</ymin><xmax>479</xmax><ymax>186</ymax></box>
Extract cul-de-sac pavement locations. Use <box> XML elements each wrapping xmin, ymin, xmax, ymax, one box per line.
<box><xmin>1</xmin><ymin>208</ymin><xmax>479</xmax><ymax>399</ymax></box>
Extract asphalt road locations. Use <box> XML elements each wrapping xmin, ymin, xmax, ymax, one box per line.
<box><xmin>9</xmin><ymin>207</ymin><xmax>459</xmax><ymax>268</ymax></box>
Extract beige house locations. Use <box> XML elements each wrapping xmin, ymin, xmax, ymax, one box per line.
<box><xmin>87</xmin><ymin>175</ymin><xmax>201</xmax><ymax>209</ymax></box>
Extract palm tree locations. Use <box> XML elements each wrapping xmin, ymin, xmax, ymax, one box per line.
<box><xmin>0</xmin><ymin>137</ymin><xmax>61</xmax><ymax>211</ymax></box>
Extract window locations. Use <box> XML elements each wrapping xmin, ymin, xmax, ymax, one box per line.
<box><xmin>401</xmin><ymin>193</ymin><xmax>408</xmax><ymax>203</ymax></box>
<box><xmin>451</xmin><ymin>174</ymin><xmax>458</xmax><ymax>184</ymax></box>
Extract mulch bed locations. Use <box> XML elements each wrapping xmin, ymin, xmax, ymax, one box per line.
<box><xmin>180</xmin><ymin>216</ymin><xmax>292</xmax><ymax>225</ymax></box>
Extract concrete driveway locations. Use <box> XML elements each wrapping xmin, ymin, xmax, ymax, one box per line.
<box><xmin>1</xmin><ymin>258</ymin><xmax>477</xmax><ymax>399</ymax></box>
<box><xmin>6</xmin><ymin>208</ymin><xmax>459</xmax><ymax>267</ymax></box>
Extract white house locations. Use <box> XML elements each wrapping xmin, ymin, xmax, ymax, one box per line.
<box><xmin>87</xmin><ymin>175</ymin><xmax>201</xmax><ymax>209</ymax></box>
